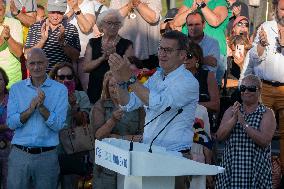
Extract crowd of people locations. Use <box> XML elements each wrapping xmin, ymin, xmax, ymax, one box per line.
<box><xmin>0</xmin><ymin>0</ymin><xmax>283</xmax><ymax>188</ymax></box>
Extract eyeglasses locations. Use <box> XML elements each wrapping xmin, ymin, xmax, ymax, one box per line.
<box><xmin>57</xmin><ymin>75</ymin><xmax>74</xmax><ymax>80</ymax></box>
<box><xmin>28</xmin><ymin>61</ymin><xmax>45</xmax><ymax>66</ymax></box>
<box><xmin>158</xmin><ymin>46</ymin><xmax>182</xmax><ymax>54</ymax></box>
<box><xmin>236</xmin><ymin>22</ymin><xmax>249</xmax><ymax>28</ymax></box>
<box><xmin>103</xmin><ymin>21</ymin><xmax>121</xmax><ymax>27</ymax></box>
<box><xmin>239</xmin><ymin>85</ymin><xmax>258</xmax><ymax>92</ymax></box>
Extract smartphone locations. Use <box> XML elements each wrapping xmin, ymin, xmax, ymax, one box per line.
<box><xmin>63</xmin><ymin>80</ymin><xmax>75</xmax><ymax>95</ymax></box>
<box><xmin>235</xmin><ymin>44</ymin><xmax>244</xmax><ymax>59</ymax></box>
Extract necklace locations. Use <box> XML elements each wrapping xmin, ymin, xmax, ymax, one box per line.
<box><xmin>101</xmin><ymin>35</ymin><xmax>119</xmax><ymax>49</ymax></box>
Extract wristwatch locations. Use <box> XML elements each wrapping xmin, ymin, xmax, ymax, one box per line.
<box><xmin>12</xmin><ymin>10</ymin><xmax>21</xmax><ymax>17</ymax></box>
<box><xmin>127</xmin><ymin>75</ymin><xmax>137</xmax><ymax>86</ymax></box>
<box><xmin>75</xmin><ymin>9</ymin><xmax>82</xmax><ymax>15</ymax></box>
<box><xmin>197</xmin><ymin>1</ymin><xmax>207</xmax><ymax>9</ymax></box>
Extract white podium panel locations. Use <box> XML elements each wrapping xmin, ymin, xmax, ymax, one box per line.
<box><xmin>95</xmin><ymin>138</ymin><xmax>224</xmax><ymax>189</ymax></box>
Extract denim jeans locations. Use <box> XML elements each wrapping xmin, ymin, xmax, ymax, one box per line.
<box><xmin>7</xmin><ymin>146</ymin><xmax>59</xmax><ymax>189</ymax></box>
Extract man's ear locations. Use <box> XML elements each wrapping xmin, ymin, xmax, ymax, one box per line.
<box><xmin>179</xmin><ymin>50</ymin><xmax>188</xmax><ymax>62</ymax></box>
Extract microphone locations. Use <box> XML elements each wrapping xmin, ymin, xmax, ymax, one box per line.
<box><xmin>144</xmin><ymin>106</ymin><xmax>171</xmax><ymax>127</ymax></box>
<box><xmin>128</xmin><ymin>106</ymin><xmax>171</xmax><ymax>151</ymax></box>
<box><xmin>148</xmin><ymin>108</ymin><xmax>183</xmax><ymax>153</ymax></box>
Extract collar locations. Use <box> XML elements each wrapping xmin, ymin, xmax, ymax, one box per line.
<box><xmin>26</xmin><ymin>74</ymin><xmax>52</xmax><ymax>88</ymax></box>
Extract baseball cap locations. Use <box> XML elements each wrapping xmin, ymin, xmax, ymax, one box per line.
<box><xmin>47</xmin><ymin>0</ymin><xmax>67</xmax><ymax>13</ymax></box>
<box><xmin>163</xmin><ymin>8</ymin><xmax>179</xmax><ymax>23</ymax></box>
<box><xmin>233</xmin><ymin>16</ymin><xmax>249</xmax><ymax>28</ymax></box>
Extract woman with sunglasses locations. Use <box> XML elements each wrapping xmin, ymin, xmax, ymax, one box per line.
<box><xmin>215</xmin><ymin>74</ymin><xmax>276</xmax><ymax>188</ymax></box>
<box><xmin>49</xmin><ymin>62</ymin><xmax>91</xmax><ymax>189</ymax></box>
<box><xmin>226</xmin><ymin>16</ymin><xmax>252</xmax><ymax>88</ymax></box>
<box><xmin>83</xmin><ymin>9</ymin><xmax>134</xmax><ymax>104</ymax></box>
<box><xmin>184</xmin><ymin>42</ymin><xmax>219</xmax><ymax>113</ymax></box>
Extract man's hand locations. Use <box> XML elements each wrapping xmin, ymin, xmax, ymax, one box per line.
<box><xmin>67</xmin><ymin>0</ymin><xmax>80</xmax><ymax>11</ymax></box>
<box><xmin>36</xmin><ymin>88</ymin><xmax>45</xmax><ymax>108</ymax></box>
<box><xmin>29</xmin><ymin>97</ymin><xmax>39</xmax><ymax>113</ymax></box>
<box><xmin>58</xmin><ymin>24</ymin><xmax>65</xmax><ymax>46</ymax></box>
<box><xmin>108</xmin><ymin>53</ymin><xmax>133</xmax><ymax>83</ymax></box>
<box><xmin>10</xmin><ymin>0</ymin><xmax>19</xmax><ymax>16</ymax></box>
<box><xmin>1</xmin><ymin>25</ymin><xmax>11</xmax><ymax>41</ymax></box>
<box><xmin>41</xmin><ymin>21</ymin><xmax>49</xmax><ymax>43</ymax></box>
<box><xmin>279</xmin><ymin>28</ymin><xmax>284</xmax><ymax>46</ymax></box>
<box><xmin>259</xmin><ymin>27</ymin><xmax>269</xmax><ymax>47</ymax></box>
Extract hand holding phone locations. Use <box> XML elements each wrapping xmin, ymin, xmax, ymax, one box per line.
<box><xmin>63</xmin><ymin>80</ymin><xmax>75</xmax><ymax>95</ymax></box>
<box><xmin>235</xmin><ymin>44</ymin><xmax>244</xmax><ymax>59</ymax></box>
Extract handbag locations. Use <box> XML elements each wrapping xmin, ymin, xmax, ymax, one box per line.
<box><xmin>58</xmin><ymin>151</ymin><xmax>93</xmax><ymax>176</ymax></box>
<box><xmin>59</xmin><ymin>112</ymin><xmax>95</xmax><ymax>154</ymax></box>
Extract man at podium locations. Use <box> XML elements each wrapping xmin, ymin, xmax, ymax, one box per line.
<box><xmin>108</xmin><ymin>30</ymin><xmax>199</xmax><ymax>189</ymax></box>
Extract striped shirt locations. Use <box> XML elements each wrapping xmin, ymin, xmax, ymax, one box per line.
<box><xmin>25</xmin><ymin>19</ymin><xmax>81</xmax><ymax>72</ymax></box>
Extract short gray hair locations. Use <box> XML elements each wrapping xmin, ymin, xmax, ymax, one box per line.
<box><xmin>241</xmin><ymin>74</ymin><xmax>262</xmax><ymax>89</ymax></box>
<box><xmin>96</xmin><ymin>9</ymin><xmax>124</xmax><ymax>30</ymax></box>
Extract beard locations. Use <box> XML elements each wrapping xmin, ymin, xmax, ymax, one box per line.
<box><xmin>276</xmin><ymin>10</ymin><xmax>284</xmax><ymax>26</ymax></box>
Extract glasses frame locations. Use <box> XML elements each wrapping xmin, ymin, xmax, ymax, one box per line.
<box><xmin>158</xmin><ymin>46</ymin><xmax>182</xmax><ymax>54</ymax></box>
<box><xmin>103</xmin><ymin>20</ymin><xmax>121</xmax><ymax>27</ymax></box>
<box><xmin>236</xmin><ymin>22</ymin><xmax>249</xmax><ymax>28</ymax></box>
<box><xmin>56</xmin><ymin>74</ymin><xmax>74</xmax><ymax>80</ymax></box>
<box><xmin>239</xmin><ymin>85</ymin><xmax>259</xmax><ymax>92</ymax></box>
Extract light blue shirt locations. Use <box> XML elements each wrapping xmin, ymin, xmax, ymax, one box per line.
<box><xmin>7</xmin><ymin>77</ymin><xmax>68</xmax><ymax>147</ymax></box>
<box><xmin>248</xmin><ymin>20</ymin><xmax>284</xmax><ymax>82</ymax></box>
<box><xmin>199</xmin><ymin>34</ymin><xmax>220</xmax><ymax>73</ymax></box>
<box><xmin>121</xmin><ymin>65</ymin><xmax>199</xmax><ymax>151</ymax></box>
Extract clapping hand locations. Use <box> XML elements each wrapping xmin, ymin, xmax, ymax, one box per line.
<box><xmin>10</xmin><ymin>0</ymin><xmax>19</xmax><ymax>16</ymax></box>
<box><xmin>58</xmin><ymin>24</ymin><xmax>65</xmax><ymax>46</ymax></box>
<box><xmin>108</xmin><ymin>53</ymin><xmax>133</xmax><ymax>83</ymax></box>
<box><xmin>67</xmin><ymin>0</ymin><xmax>79</xmax><ymax>11</ymax></box>
<box><xmin>278</xmin><ymin>28</ymin><xmax>284</xmax><ymax>47</ymax></box>
<box><xmin>1</xmin><ymin>25</ymin><xmax>11</xmax><ymax>41</ymax></box>
<box><xmin>41</xmin><ymin>20</ymin><xmax>49</xmax><ymax>42</ymax></box>
<box><xmin>231</xmin><ymin>101</ymin><xmax>241</xmax><ymax>123</ymax></box>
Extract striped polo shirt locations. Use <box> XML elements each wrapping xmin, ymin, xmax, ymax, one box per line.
<box><xmin>25</xmin><ymin>18</ymin><xmax>81</xmax><ymax>72</ymax></box>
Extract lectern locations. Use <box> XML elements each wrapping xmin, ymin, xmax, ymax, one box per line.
<box><xmin>95</xmin><ymin>138</ymin><xmax>224</xmax><ymax>189</ymax></box>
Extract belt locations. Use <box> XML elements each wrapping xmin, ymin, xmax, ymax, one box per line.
<box><xmin>14</xmin><ymin>144</ymin><xmax>56</xmax><ymax>154</ymax></box>
<box><xmin>262</xmin><ymin>79</ymin><xmax>284</xmax><ymax>87</ymax></box>
<box><xmin>178</xmin><ymin>149</ymin><xmax>191</xmax><ymax>154</ymax></box>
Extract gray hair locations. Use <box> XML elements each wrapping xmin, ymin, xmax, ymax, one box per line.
<box><xmin>96</xmin><ymin>9</ymin><xmax>124</xmax><ymax>30</ymax></box>
<box><xmin>241</xmin><ymin>74</ymin><xmax>262</xmax><ymax>89</ymax></box>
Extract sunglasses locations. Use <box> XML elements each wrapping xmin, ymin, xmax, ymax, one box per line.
<box><xmin>239</xmin><ymin>85</ymin><xmax>258</xmax><ymax>92</ymax></box>
<box><xmin>237</xmin><ymin>22</ymin><xmax>249</xmax><ymax>28</ymax></box>
<box><xmin>57</xmin><ymin>75</ymin><xmax>74</xmax><ymax>80</ymax></box>
<box><xmin>186</xmin><ymin>52</ymin><xmax>193</xmax><ymax>59</ymax></box>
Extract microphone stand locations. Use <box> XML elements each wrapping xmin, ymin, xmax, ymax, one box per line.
<box><xmin>148</xmin><ymin>109</ymin><xmax>183</xmax><ymax>153</ymax></box>
<box><xmin>128</xmin><ymin>106</ymin><xmax>171</xmax><ymax>151</ymax></box>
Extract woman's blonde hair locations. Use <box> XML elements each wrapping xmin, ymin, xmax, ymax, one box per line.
<box><xmin>100</xmin><ymin>71</ymin><xmax>114</xmax><ymax>100</ymax></box>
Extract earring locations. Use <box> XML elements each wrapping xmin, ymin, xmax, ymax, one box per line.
<box><xmin>196</xmin><ymin>62</ymin><xmax>199</xmax><ymax>69</ymax></box>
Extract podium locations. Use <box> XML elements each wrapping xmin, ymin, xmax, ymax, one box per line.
<box><xmin>95</xmin><ymin>138</ymin><xmax>224</xmax><ymax>189</ymax></box>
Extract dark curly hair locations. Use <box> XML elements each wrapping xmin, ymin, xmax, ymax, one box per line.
<box><xmin>0</xmin><ymin>67</ymin><xmax>9</xmax><ymax>94</ymax></box>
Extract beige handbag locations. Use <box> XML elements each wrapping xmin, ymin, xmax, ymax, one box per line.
<box><xmin>59</xmin><ymin>113</ymin><xmax>95</xmax><ymax>154</ymax></box>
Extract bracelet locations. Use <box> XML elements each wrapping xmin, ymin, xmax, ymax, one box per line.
<box><xmin>117</xmin><ymin>75</ymin><xmax>137</xmax><ymax>89</ymax></box>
